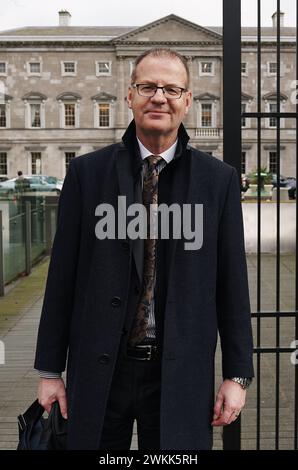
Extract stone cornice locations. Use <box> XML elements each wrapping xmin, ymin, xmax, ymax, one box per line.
<box><xmin>112</xmin><ymin>14</ymin><xmax>222</xmax><ymax>43</ymax></box>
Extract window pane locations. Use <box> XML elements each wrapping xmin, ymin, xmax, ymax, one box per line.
<box><xmin>64</xmin><ymin>62</ymin><xmax>75</xmax><ymax>73</ymax></box>
<box><xmin>269</xmin><ymin>152</ymin><xmax>277</xmax><ymax>174</ymax></box>
<box><xmin>29</xmin><ymin>62</ymin><xmax>41</xmax><ymax>73</ymax></box>
<box><xmin>64</xmin><ymin>104</ymin><xmax>75</xmax><ymax>126</ymax></box>
<box><xmin>241</xmin><ymin>152</ymin><xmax>246</xmax><ymax>175</ymax></box>
<box><xmin>241</xmin><ymin>62</ymin><xmax>247</xmax><ymax>74</ymax></box>
<box><xmin>0</xmin><ymin>62</ymin><xmax>6</xmax><ymax>73</ymax></box>
<box><xmin>241</xmin><ymin>103</ymin><xmax>246</xmax><ymax>127</ymax></box>
<box><xmin>201</xmin><ymin>103</ymin><xmax>212</xmax><ymax>127</ymax></box>
<box><xmin>201</xmin><ymin>62</ymin><xmax>212</xmax><ymax>74</ymax></box>
<box><xmin>31</xmin><ymin>152</ymin><xmax>42</xmax><ymax>175</ymax></box>
<box><xmin>98</xmin><ymin>103</ymin><xmax>110</xmax><ymax>127</ymax></box>
<box><xmin>98</xmin><ymin>62</ymin><xmax>110</xmax><ymax>74</ymax></box>
<box><xmin>30</xmin><ymin>104</ymin><xmax>41</xmax><ymax>127</ymax></box>
<box><xmin>0</xmin><ymin>152</ymin><xmax>7</xmax><ymax>175</ymax></box>
<box><xmin>0</xmin><ymin>104</ymin><xmax>6</xmax><ymax>127</ymax></box>
<box><xmin>269</xmin><ymin>103</ymin><xmax>277</xmax><ymax>127</ymax></box>
<box><xmin>269</xmin><ymin>62</ymin><xmax>277</xmax><ymax>74</ymax></box>
<box><xmin>65</xmin><ymin>152</ymin><xmax>75</xmax><ymax>173</ymax></box>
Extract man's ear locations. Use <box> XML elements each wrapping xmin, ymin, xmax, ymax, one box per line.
<box><xmin>127</xmin><ymin>87</ymin><xmax>132</xmax><ymax>109</ymax></box>
<box><xmin>184</xmin><ymin>90</ymin><xmax>192</xmax><ymax>115</ymax></box>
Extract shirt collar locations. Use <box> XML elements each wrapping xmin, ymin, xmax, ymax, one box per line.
<box><xmin>136</xmin><ymin>137</ymin><xmax>178</xmax><ymax>164</ymax></box>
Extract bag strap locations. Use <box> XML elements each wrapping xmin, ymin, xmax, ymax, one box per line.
<box><xmin>17</xmin><ymin>399</ymin><xmax>44</xmax><ymax>431</ymax></box>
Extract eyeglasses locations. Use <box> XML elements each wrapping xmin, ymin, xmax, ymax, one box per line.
<box><xmin>132</xmin><ymin>83</ymin><xmax>187</xmax><ymax>100</ymax></box>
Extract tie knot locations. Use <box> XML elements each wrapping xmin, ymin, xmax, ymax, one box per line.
<box><xmin>147</xmin><ymin>155</ymin><xmax>163</xmax><ymax>168</ymax></box>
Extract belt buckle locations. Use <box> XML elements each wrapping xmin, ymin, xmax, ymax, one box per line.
<box><xmin>138</xmin><ymin>345</ymin><xmax>152</xmax><ymax>360</ymax></box>
<box><xmin>138</xmin><ymin>344</ymin><xmax>156</xmax><ymax>360</ymax></box>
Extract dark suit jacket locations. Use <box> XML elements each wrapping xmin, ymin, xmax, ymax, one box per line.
<box><xmin>34</xmin><ymin>120</ymin><xmax>254</xmax><ymax>450</ymax></box>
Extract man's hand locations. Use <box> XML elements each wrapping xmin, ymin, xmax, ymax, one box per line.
<box><xmin>211</xmin><ymin>379</ymin><xmax>246</xmax><ymax>426</ymax></box>
<box><xmin>38</xmin><ymin>378</ymin><xmax>68</xmax><ymax>419</ymax></box>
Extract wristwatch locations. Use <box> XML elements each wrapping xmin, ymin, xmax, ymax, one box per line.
<box><xmin>229</xmin><ymin>377</ymin><xmax>252</xmax><ymax>389</ymax></box>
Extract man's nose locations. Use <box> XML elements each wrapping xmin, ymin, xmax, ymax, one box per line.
<box><xmin>151</xmin><ymin>88</ymin><xmax>167</xmax><ymax>103</ymax></box>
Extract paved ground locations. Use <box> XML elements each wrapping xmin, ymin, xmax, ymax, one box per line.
<box><xmin>0</xmin><ymin>254</ymin><xmax>296</xmax><ymax>450</ymax></box>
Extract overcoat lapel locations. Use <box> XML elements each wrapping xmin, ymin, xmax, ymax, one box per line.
<box><xmin>115</xmin><ymin>135</ymin><xmax>144</xmax><ymax>284</ymax></box>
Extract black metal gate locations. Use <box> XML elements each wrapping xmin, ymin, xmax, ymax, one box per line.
<box><xmin>222</xmin><ymin>0</ymin><xmax>298</xmax><ymax>450</ymax></box>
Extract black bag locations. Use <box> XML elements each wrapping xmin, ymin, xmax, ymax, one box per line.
<box><xmin>17</xmin><ymin>399</ymin><xmax>67</xmax><ymax>450</ymax></box>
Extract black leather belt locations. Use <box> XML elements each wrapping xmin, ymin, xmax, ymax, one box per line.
<box><xmin>126</xmin><ymin>344</ymin><xmax>159</xmax><ymax>361</ymax></box>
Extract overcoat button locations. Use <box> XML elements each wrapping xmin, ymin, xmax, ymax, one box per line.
<box><xmin>121</xmin><ymin>241</ymin><xmax>130</xmax><ymax>252</ymax></box>
<box><xmin>98</xmin><ymin>354</ymin><xmax>110</xmax><ymax>364</ymax></box>
<box><xmin>111</xmin><ymin>296</ymin><xmax>121</xmax><ymax>307</ymax></box>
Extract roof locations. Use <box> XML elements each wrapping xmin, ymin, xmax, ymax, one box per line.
<box><xmin>0</xmin><ymin>26</ymin><xmax>136</xmax><ymax>42</ymax></box>
<box><xmin>0</xmin><ymin>26</ymin><xmax>135</xmax><ymax>37</ymax></box>
<box><xmin>210</xmin><ymin>26</ymin><xmax>295</xmax><ymax>36</ymax></box>
<box><xmin>0</xmin><ymin>17</ymin><xmax>295</xmax><ymax>42</ymax></box>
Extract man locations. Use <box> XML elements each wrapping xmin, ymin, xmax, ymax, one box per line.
<box><xmin>35</xmin><ymin>48</ymin><xmax>254</xmax><ymax>450</ymax></box>
<box><xmin>15</xmin><ymin>170</ymin><xmax>30</xmax><ymax>194</ymax></box>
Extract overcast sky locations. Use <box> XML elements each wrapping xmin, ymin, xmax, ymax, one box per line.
<box><xmin>0</xmin><ymin>0</ymin><xmax>296</xmax><ymax>31</ymax></box>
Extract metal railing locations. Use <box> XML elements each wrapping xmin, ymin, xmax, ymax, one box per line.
<box><xmin>0</xmin><ymin>194</ymin><xmax>59</xmax><ymax>295</ymax></box>
<box><xmin>223</xmin><ymin>0</ymin><xmax>298</xmax><ymax>449</ymax></box>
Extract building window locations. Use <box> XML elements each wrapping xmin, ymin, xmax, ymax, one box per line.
<box><xmin>28</xmin><ymin>62</ymin><xmax>41</xmax><ymax>75</ymax></box>
<box><xmin>0</xmin><ymin>104</ymin><xmax>6</xmax><ymax>127</ymax></box>
<box><xmin>92</xmin><ymin>93</ymin><xmax>115</xmax><ymax>128</ymax></box>
<box><xmin>30</xmin><ymin>104</ymin><xmax>41</xmax><ymax>127</ymax></box>
<box><xmin>269</xmin><ymin>103</ymin><xmax>277</xmax><ymax>128</ymax></box>
<box><xmin>96</xmin><ymin>61</ymin><xmax>112</xmax><ymax>76</ymax></box>
<box><xmin>269</xmin><ymin>151</ymin><xmax>277</xmax><ymax>174</ymax></box>
<box><xmin>64</xmin><ymin>103</ymin><xmax>76</xmax><ymax>127</ymax></box>
<box><xmin>0</xmin><ymin>62</ymin><xmax>7</xmax><ymax>75</ymax></box>
<box><xmin>23</xmin><ymin>93</ymin><xmax>46</xmax><ymax>129</ymax></box>
<box><xmin>241</xmin><ymin>103</ymin><xmax>247</xmax><ymax>127</ymax></box>
<box><xmin>241</xmin><ymin>152</ymin><xmax>246</xmax><ymax>175</ymax></box>
<box><xmin>201</xmin><ymin>103</ymin><xmax>212</xmax><ymax>127</ymax></box>
<box><xmin>65</xmin><ymin>152</ymin><xmax>75</xmax><ymax>173</ymax></box>
<box><xmin>31</xmin><ymin>152</ymin><xmax>42</xmax><ymax>175</ymax></box>
<box><xmin>268</xmin><ymin>62</ymin><xmax>277</xmax><ymax>75</ymax></box>
<box><xmin>57</xmin><ymin>93</ymin><xmax>81</xmax><ymax>128</ymax></box>
<box><xmin>0</xmin><ymin>152</ymin><xmax>7</xmax><ymax>176</ymax></box>
<box><xmin>98</xmin><ymin>103</ymin><xmax>110</xmax><ymax>127</ymax></box>
<box><xmin>199</xmin><ymin>61</ymin><xmax>214</xmax><ymax>76</ymax></box>
<box><xmin>61</xmin><ymin>61</ymin><xmax>77</xmax><ymax>76</ymax></box>
<box><xmin>241</xmin><ymin>62</ymin><xmax>247</xmax><ymax>75</ymax></box>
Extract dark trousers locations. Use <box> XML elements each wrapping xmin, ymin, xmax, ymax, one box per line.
<box><xmin>98</xmin><ymin>351</ymin><xmax>162</xmax><ymax>450</ymax></box>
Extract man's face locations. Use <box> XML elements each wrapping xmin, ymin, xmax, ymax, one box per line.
<box><xmin>127</xmin><ymin>55</ymin><xmax>192</xmax><ymax>137</ymax></box>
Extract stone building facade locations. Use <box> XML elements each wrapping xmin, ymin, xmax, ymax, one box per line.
<box><xmin>0</xmin><ymin>10</ymin><xmax>296</xmax><ymax>179</ymax></box>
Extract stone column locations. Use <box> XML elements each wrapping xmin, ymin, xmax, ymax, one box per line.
<box><xmin>116</xmin><ymin>56</ymin><xmax>125</xmax><ymax>128</ymax></box>
<box><xmin>185</xmin><ymin>56</ymin><xmax>196</xmax><ymax>129</ymax></box>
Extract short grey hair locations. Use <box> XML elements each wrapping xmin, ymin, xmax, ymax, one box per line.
<box><xmin>130</xmin><ymin>48</ymin><xmax>190</xmax><ymax>89</ymax></box>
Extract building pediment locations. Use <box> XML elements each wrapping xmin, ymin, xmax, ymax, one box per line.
<box><xmin>263</xmin><ymin>92</ymin><xmax>288</xmax><ymax>101</ymax></box>
<box><xmin>22</xmin><ymin>91</ymin><xmax>47</xmax><ymax>101</ymax></box>
<box><xmin>56</xmin><ymin>92</ymin><xmax>81</xmax><ymax>101</ymax></box>
<box><xmin>194</xmin><ymin>92</ymin><xmax>220</xmax><ymax>101</ymax></box>
<box><xmin>113</xmin><ymin>14</ymin><xmax>222</xmax><ymax>45</ymax></box>
<box><xmin>241</xmin><ymin>92</ymin><xmax>254</xmax><ymax>101</ymax></box>
<box><xmin>91</xmin><ymin>92</ymin><xmax>117</xmax><ymax>101</ymax></box>
<box><xmin>0</xmin><ymin>93</ymin><xmax>13</xmax><ymax>101</ymax></box>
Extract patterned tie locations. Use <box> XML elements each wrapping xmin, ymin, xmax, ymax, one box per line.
<box><xmin>128</xmin><ymin>155</ymin><xmax>163</xmax><ymax>346</ymax></box>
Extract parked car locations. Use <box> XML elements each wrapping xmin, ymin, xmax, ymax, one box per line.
<box><xmin>284</xmin><ymin>176</ymin><xmax>296</xmax><ymax>200</ymax></box>
<box><xmin>243</xmin><ymin>173</ymin><xmax>296</xmax><ymax>200</ymax></box>
<box><xmin>0</xmin><ymin>175</ymin><xmax>63</xmax><ymax>196</ymax></box>
<box><xmin>271</xmin><ymin>174</ymin><xmax>296</xmax><ymax>200</ymax></box>
<box><xmin>241</xmin><ymin>175</ymin><xmax>250</xmax><ymax>192</ymax></box>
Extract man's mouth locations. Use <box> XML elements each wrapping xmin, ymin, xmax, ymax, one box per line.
<box><xmin>145</xmin><ymin>110</ymin><xmax>169</xmax><ymax>115</ymax></box>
